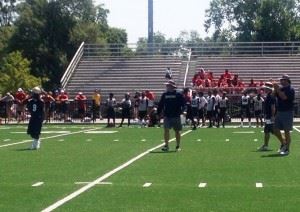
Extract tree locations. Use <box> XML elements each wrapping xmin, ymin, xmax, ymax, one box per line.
<box><xmin>0</xmin><ymin>0</ymin><xmax>17</xmax><ymax>26</ymax></box>
<box><xmin>0</xmin><ymin>51</ymin><xmax>41</xmax><ymax>94</ymax></box>
<box><xmin>205</xmin><ymin>0</ymin><xmax>300</xmax><ymax>42</ymax></box>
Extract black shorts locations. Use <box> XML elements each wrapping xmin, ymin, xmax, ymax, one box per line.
<box><xmin>139</xmin><ymin>111</ymin><xmax>147</xmax><ymax>119</ymax></box>
<box><xmin>61</xmin><ymin>102</ymin><xmax>68</xmax><ymax>114</ymax></box>
<box><xmin>207</xmin><ymin>110</ymin><xmax>214</xmax><ymax>119</ymax></box>
<box><xmin>191</xmin><ymin>108</ymin><xmax>198</xmax><ymax>118</ymax></box>
<box><xmin>78</xmin><ymin>108</ymin><xmax>85</xmax><ymax>115</ymax></box>
<box><xmin>255</xmin><ymin>110</ymin><xmax>262</xmax><ymax>117</ymax></box>
<box><xmin>198</xmin><ymin>108</ymin><xmax>205</xmax><ymax>119</ymax></box>
<box><xmin>220</xmin><ymin>108</ymin><xmax>227</xmax><ymax>118</ymax></box>
<box><xmin>27</xmin><ymin>117</ymin><xmax>43</xmax><ymax>136</ymax></box>
<box><xmin>241</xmin><ymin>106</ymin><xmax>250</xmax><ymax>118</ymax></box>
<box><xmin>122</xmin><ymin>108</ymin><xmax>131</xmax><ymax>118</ymax></box>
<box><xmin>107</xmin><ymin>107</ymin><xmax>115</xmax><ymax>118</ymax></box>
<box><xmin>264</xmin><ymin>124</ymin><xmax>274</xmax><ymax>134</ymax></box>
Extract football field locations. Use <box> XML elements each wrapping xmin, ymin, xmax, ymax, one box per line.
<box><xmin>1</xmin><ymin>124</ymin><xmax>300</xmax><ymax>211</ymax></box>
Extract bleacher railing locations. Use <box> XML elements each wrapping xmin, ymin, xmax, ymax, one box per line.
<box><xmin>83</xmin><ymin>42</ymin><xmax>300</xmax><ymax>58</ymax></box>
<box><xmin>61</xmin><ymin>42</ymin><xmax>85</xmax><ymax>88</ymax></box>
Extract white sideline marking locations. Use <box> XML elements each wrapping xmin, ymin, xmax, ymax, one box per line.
<box><xmin>143</xmin><ymin>183</ymin><xmax>152</xmax><ymax>188</ymax></box>
<box><xmin>256</xmin><ymin>183</ymin><xmax>263</xmax><ymax>188</ymax></box>
<box><xmin>41</xmin><ymin>130</ymin><xmax>192</xmax><ymax>212</ymax></box>
<box><xmin>293</xmin><ymin>127</ymin><xmax>300</xmax><ymax>133</ymax></box>
<box><xmin>233</xmin><ymin>131</ymin><xmax>255</xmax><ymax>134</ymax></box>
<box><xmin>198</xmin><ymin>183</ymin><xmax>207</xmax><ymax>188</ymax></box>
<box><xmin>11</xmin><ymin>131</ymin><xmax>71</xmax><ymax>134</ymax></box>
<box><xmin>84</xmin><ymin>131</ymin><xmax>117</xmax><ymax>134</ymax></box>
<box><xmin>75</xmin><ymin>182</ymin><xmax>112</xmax><ymax>185</ymax></box>
<box><xmin>32</xmin><ymin>182</ymin><xmax>44</xmax><ymax>187</ymax></box>
<box><xmin>0</xmin><ymin>128</ymin><xmax>99</xmax><ymax>148</ymax></box>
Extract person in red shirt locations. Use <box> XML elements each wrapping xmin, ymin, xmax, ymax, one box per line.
<box><xmin>58</xmin><ymin>90</ymin><xmax>69</xmax><ymax>121</ymax></box>
<box><xmin>195</xmin><ymin>78</ymin><xmax>203</xmax><ymax>87</ymax></box>
<box><xmin>75</xmin><ymin>92</ymin><xmax>87</xmax><ymax>122</ymax></box>
<box><xmin>231</xmin><ymin>74</ymin><xmax>239</xmax><ymax>87</ymax></box>
<box><xmin>42</xmin><ymin>91</ymin><xmax>55</xmax><ymax>123</ymax></box>
<box><xmin>248</xmin><ymin>78</ymin><xmax>257</xmax><ymax>88</ymax></box>
<box><xmin>223</xmin><ymin>69</ymin><xmax>232</xmax><ymax>80</ymax></box>
<box><xmin>145</xmin><ymin>90</ymin><xmax>155</xmax><ymax>114</ymax></box>
<box><xmin>207</xmin><ymin>71</ymin><xmax>214</xmax><ymax>81</ymax></box>
<box><xmin>15</xmin><ymin>88</ymin><xmax>27</xmax><ymax>123</ymax></box>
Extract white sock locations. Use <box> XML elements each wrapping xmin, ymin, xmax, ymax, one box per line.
<box><xmin>36</xmin><ymin>139</ymin><xmax>40</xmax><ymax>149</ymax></box>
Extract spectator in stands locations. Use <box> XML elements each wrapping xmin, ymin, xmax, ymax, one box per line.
<box><xmin>15</xmin><ymin>88</ymin><xmax>27</xmax><ymax>123</ymax></box>
<box><xmin>106</xmin><ymin>93</ymin><xmax>117</xmax><ymax>127</ymax></box>
<box><xmin>57</xmin><ymin>90</ymin><xmax>69</xmax><ymax>121</ymax></box>
<box><xmin>231</xmin><ymin>74</ymin><xmax>239</xmax><ymax>87</ymax></box>
<box><xmin>192</xmin><ymin>69</ymin><xmax>205</xmax><ymax>86</ymax></box>
<box><xmin>0</xmin><ymin>92</ymin><xmax>15</xmax><ymax>122</ymax></box>
<box><xmin>138</xmin><ymin>92</ymin><xmax>148</xmax><ymax>126</ymax></box>
<box><xmin>222</xmin><ymin>69</ymin><xmax>232</xmax><ymax>80</ymax></box>
<box><xmin>165</xmin><ymin>67</ymin><xmax>172</xmax><ymax>80</ymax></box>
<box><xmin>92</xmin><ymin>89</ymin><xmax>102</xmax><ymax>121</ymax></box>
<box><xmin>248</xmin><ymin>78</ymin><xmax>257</xmax><ymax>88</ymax></box>
<box><xmin>119</xmin><ymin>93</ymin><xmax>132</xmax><ymax>128</ymax></box>
<box><xmin>207</xmin><ymin>71</ymin><xmax>214</xmax><ymax>81</ymax></box>
<box><xmin>75</xmin><ymin>92</ymin><xmax>87</xmax><ymax>122</ymax></box>
<box><xmin>42</xmin><ymin>91</ymin><xmax>55</xmax><ymax>123</ymax></box>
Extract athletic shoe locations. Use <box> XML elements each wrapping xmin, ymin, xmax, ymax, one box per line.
<box><xmin>280</xmin><ymin>150</ymin><xmax>289</xmax><ymax>156</ymax></box>
<box><xmin>257</xmin><ymin>145</ymin><xmax>269</xmax><ymax>151</ymax></box>
<box><xmin>192</xmin><ymin>126</ymin><xmax>197</xmax><ymax>130</ymax></box>
<box><xmin>175</xmin><ymin>146</ymin><xmax>181</xmax><ymax>152</ymax></box>
<box><xmin>277</xmin><ymin>144</ymin><xmax>286</xmax><ymax>153</ymax></box>
<box><xmin>161</xmin><ymin>146</ymin><xmax>169</xmax><ymax>152</ymax></box>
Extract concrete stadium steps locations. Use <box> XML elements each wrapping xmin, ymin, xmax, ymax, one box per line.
<box><xmin>64</xmin><ymin>56</ymin><xmax>183</xmax><ymax>100</ymax></box>
<box><xmin>187</xmin><ymin>56</ymin><xmax>300</xmax><ymax>90</ymax></box>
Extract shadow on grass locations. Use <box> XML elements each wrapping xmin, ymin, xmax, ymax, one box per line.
<box><xmin>261</xmin><ymin>153</ymin><xmax>288</xmax><ymax>158</ymax></box>
<box><xmin>251</xmin><ymin>150</ymin><xmax>273</xmax><ymax>153</ymax></box>
<box><xmin>150</xmin><ymin>150</ymin><xmax>177</xmax><ymax>154</ymax></box>
<box><xmin>15</xmin><ymin>148</ymin><xmax>33</xmax><ymax>152</ymax></box>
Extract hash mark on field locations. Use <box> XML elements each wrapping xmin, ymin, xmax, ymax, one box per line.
<box><xmin>32</xmin><ymin>182</ymin><xmax>44</xmax><ymax>187</ymax></box>
<box><xmin>143</xmin><ymin>183</ymin><xmax>152</xmax><ymax>188</ymax></box>
<box><xmin>197</xmin><ymin>139</ymin><xmax>202</xmax><ymax>142</ymax></box>
<box><xmin>254</xmin><ymin>139</ymin><xmax>258</xmax><ymax>142</ymax></box>
<box><xmin>225</xmin><ymin>139</ymin><xmax>230</xmax><ymax>142</ymax></box>
<box><xmin>86</xmin><ymin>139</ymin><xmax>92</xmax><ymax>142</ymax></box>
<box><xmin>113</xmin><ymin>139</ymin><xmax>119</xmax><ymax>142</ymax></box>
<box><xmin>58</xmin><ymin>139</ymin><xmax>64</xmax><ymax>142</ymax></box>
<box><xmin>3</xmin><ymin>139</ymin><xmax>11</xmax><ymax>142</ymax></box>
<box><xmin>256</xmin><ymin>183</ymin><xmax>263</xmax><ymax>188</ymax></box>
<box><xmin>141</xmin><ymin>139</ymin><xmax>146</xmax><ymax>142</ymax></box>
<box><xmin>198</xmin><ymin>183</ymin><xmax>207</xmax><ymax>188</ymax></box>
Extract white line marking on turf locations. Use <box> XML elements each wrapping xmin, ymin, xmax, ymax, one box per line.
<box><xmin>233</xmin><ymin>131</ymin><xmax>255</xmax><ymax>134</ymax></box>
<box><xmin>113</xmin><ymin>139</ymin><xmax>119</xmax><ymax>142</ymax></box>
<box><xmin>32</xmin><ymin>182</ymin><xmax>44</xmax><ymax>187</ymax></box>
<box><xmin>197</xmin><ymin>139</ymin><xmax>202</xmax><ymax>142</ymax></box>
<box><xmin>3</xmin><ymin>139</ymin><xmax>11</xmax><ymax>142</ymax></box>
<box><xmin>256</xmin><ymin>183</ymin><xmax>263</xmax><ymax>188</ymax></box>
<box><xmin>84</xmin><ymin>131</ymin><xmax>118</xmax><ymax>134</ymax></box>
<box><xmin>0</xmin><ymin>128</ymin><xmax>99</xmax><ymax>149</ymax></box>
<box><xmin>254</xmin><ymin>139</ymin><xmax>258</xmax><ymax>142</ymax></box>
<box><xmin>225</xmin><ymin>139</ymin><xmax>230</xmax><ymax>142</ymax></box>
<box><xmin>293</xmin><ymin>127</ymin><xmax>300</xmax><ymax>133</ymax></box>
<box><xmin>143</xmin><ymin>183</ymin><xmax>152</xmax><ymax>187</ymax></box>
<box><xmin>11</xmin><ymin>131</ymin><xmax>71</xmax><ymax>134</ymax></box>
<box><xmin>198</xmin><ymin>183</ymin><xmax>207</xmax><ymax>188</ymax></box>
<box><xmin>141</xmin><ymin>139</ymin><xmax>146</xmax><ymax>142</ymax></box>
<box><xmin>75</xmin><ymin>182</ymin><xmax>112</xmax><ymax>185</ymax></box>
<box><xmin>41</xmin><ymin>130</ymin><xmax>192</xmax><ymax>212</ymax></box>
<box><xmin>58</xmin><ymin>139</ymin><xmax>64</xmax><ymax>142</ymax></box>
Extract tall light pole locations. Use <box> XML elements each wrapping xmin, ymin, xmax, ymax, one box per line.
<box><xmin>148</xmin><ymin>0</ymin><xmax>154</xmax><ymax>53</ymax></box>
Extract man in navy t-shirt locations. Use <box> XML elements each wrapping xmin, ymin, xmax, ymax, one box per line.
<box><xmin>157</xmin><ymin>80</ymin><xmax>185</xmax><ymax>152</ymax></box>
<box><xmin>273</xmin><ymin>75</ymin><xmax>295</xmax><ymax>155</ymax></box>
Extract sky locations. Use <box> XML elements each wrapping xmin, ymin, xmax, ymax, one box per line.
<box><xmin>95</xmin><ymin>0</ymin><xmax>211</xmax><ymax>43</ymax></box>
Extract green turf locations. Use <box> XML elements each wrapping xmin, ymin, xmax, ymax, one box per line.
<box><xmin>0</xmin><ymin>125</ymin><xmax>300</xmax><ymax>211</ymax></box>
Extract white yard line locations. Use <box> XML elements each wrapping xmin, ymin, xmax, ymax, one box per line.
<box><xmin>75</xmin><ymin>182</ymin><xmax>112</xmax><ymax>185</ymax></box>
<box><xmin>293</xmin><ymin>126</ymin><xmax>300</xmax><ymax>133</ymax></box>
<box><xmin>41</xmin><ymin>130</ymin><xmax>193</xmax><ymax>212</ymax></box>
<box><xmin>0</xmin><ymin>128</ymin><xmax>99</xmax><ymax>148</ymax></box>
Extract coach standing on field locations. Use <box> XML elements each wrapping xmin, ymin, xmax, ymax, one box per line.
<box><xmin>157</xmin><ymin>80</ymin><xmax>185</xmax><ymax>152</ymax></box>
<box><xmin>273</xmin><ymin>75</ymin><xmax>295</xmax><ymax>155</ymax></box>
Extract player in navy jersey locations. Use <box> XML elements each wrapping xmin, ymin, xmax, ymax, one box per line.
<box><xmin>119</xmin><ymin>93</ymin><xmax>132</xmax><ymax>127</ymax></box>
<box><xmin>27</xmin><ymin>87</ymin><xmax>44</xmax><ymax>150</ymax></box>
<box><xmin>218</xmin><ymin>92</ymin><xmax>229</xmax><ymax>128</ymax></box>
<box><xmin>258</xmin><ymin>83</ymin><xmax>276</xmax><ymax>151</ymax></box>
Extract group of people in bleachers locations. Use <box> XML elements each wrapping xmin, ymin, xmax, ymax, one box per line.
<box><xmin>192</xmin><ymin>68</ymin><xmax>267</xmax><ymax>94</ymax></box>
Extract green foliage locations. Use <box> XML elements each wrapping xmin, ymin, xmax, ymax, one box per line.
<box><xmin>0</xmin><ymin>51</ymin><xmax>41</xmax><ymax>94</ymax></box>
<box><xmin>205</xmin><ymin>0</ymin><xmax>300</xmax><ymax>42</ymax></box>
